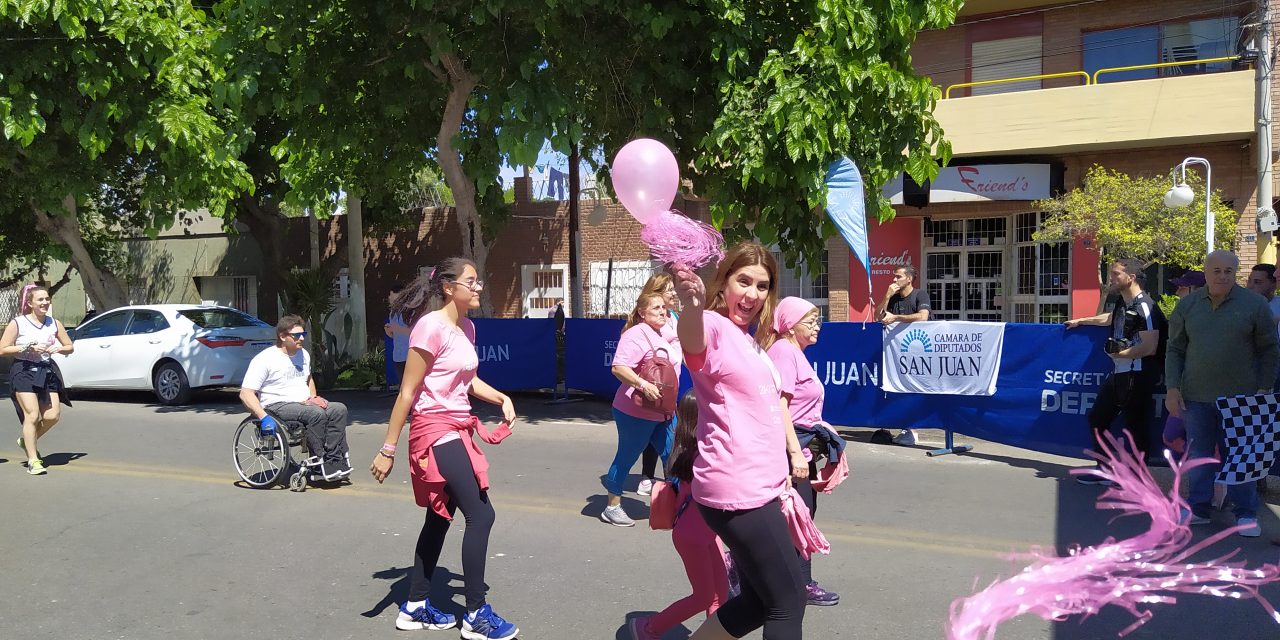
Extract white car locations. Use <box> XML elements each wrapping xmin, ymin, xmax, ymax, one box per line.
<box><xmin>56</xmin><ymin>304</ymin><xmax>277</xmax><ymax>405</ymax></box>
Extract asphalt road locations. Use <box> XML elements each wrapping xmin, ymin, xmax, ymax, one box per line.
<box><xmin>3</xmin><ymin>389</ymin><xmax>1280</xmax><ymax>640</ymax></box>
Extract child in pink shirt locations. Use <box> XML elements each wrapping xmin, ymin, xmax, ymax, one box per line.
<box><xmin>629</xmin><ymin>392</ymin><xmax>728</xmax><ymax>640</ymax></box>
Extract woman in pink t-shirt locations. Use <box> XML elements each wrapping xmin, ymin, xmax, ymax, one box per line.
<box><xmin>760</xmin><ymin>297</ymin><xmax>847</xmax><ymax>608</ymax></box>
<box><xmin>671</xmin><ymin>242</ymin><xmax>809</xmax><ymax>640</ymax></box>
<box><xmin>601</xmin><ymin>290</ymin><xmax>683</xmax><ymax>527</ymax></box>
<box><xmin>369</xmin><ymin>257</ymin><xmax>520</xmax><ymax>640</ymax></box>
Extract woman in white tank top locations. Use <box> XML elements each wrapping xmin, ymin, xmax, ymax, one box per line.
<box><xmin>0</xmin><ymin>284</ymin><xmax>74</xmax><ymax>475</ymax></box>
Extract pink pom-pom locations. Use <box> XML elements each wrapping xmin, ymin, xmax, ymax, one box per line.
<box><xmin>946</xmin><ymin>433</ymin><xmax>1280</xmax><ymax>640</ymax></box>
<box><xmin>639</xmin><ymin>210</ymin><xmax>725</xmax><ymax>269</ymax></box>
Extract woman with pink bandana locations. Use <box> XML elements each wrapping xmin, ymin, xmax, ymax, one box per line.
<box><xmin>758</xmin><ymin>297</ymin><xmax>847</xmax><ymax>607</ymax></box>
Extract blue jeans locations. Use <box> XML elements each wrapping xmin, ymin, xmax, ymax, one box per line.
<box><xmin>1183</xmin><ymin>400</ymin><xmax>1259</xmax><ymax>519</ymax></box>
<box><xmin>605</xmin><ymin>408</ymin><xmax>674</xmax><ymax>497</ymax></box>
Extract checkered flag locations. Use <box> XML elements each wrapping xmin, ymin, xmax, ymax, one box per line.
<box><xmin>1215</xmin><ymin>393</ymin><xmax>1280</xmax><ymax>485</ymax></box>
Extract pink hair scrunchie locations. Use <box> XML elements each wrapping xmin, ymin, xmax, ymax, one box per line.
<box><xmin>772</xmin><ymin>296</ymin><xmax>817</xmax><ymax>335</ymax></box>
<box><xmin>19</xmin><ymin>283</ymin><xmax>37</xmax><ymax>315</ymax></box>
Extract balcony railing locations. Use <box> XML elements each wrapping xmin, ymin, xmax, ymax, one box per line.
<box><xmin>942</xmin><ymin>55</ymin><xmax>1244</xmax><ymax>99</ymax></box>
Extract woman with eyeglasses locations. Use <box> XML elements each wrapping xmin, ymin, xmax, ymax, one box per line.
<box><xmin>601</xmin><ymin>284</ymin><xmax>683</xmax><ymax>527</ymax></box>
<box><xmin>371</xmin><ymin>257</ymin><xmax>520</xmax><ymax>640</ymax></box>
<box><xmin>636</xmin><ymin>272</ymin><xmax>680</xmax><ymax>496</ymax></box>
<box><xmin>758</xmin><ymin>297</ymin><xmax>847</xmax><ymax>608</ymax></box>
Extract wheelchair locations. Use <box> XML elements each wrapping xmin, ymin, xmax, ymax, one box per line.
<box><xmin>232</xmin><ymin>411</ymin><xmax>330</xmax><ymax>492</ymax></box>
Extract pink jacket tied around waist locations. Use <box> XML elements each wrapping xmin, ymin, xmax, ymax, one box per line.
<box><xmin>409</xmin><ymin>413</ymin><xmax>512</xmax><ymax>519</ymax></box>
<box><xmin>779</xmin><ymin>485</ymin><xmax>830</xmax><ymax>560</ymax></box>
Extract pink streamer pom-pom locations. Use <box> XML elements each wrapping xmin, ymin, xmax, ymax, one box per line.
<box><xmin>946</xmin><ymin>433</ymin><xmax>1280</xmax><ymax>640</ymax></box>
<box><xmin>639</xmin><ymin>210</ymin><xmax>725</xmax><ymax>269</ymax></box>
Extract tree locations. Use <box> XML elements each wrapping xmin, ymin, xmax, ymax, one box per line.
<box><xmin>1032</xmin><ymin>165</ymin><xmax>1239</xmax><ymax>270</ymax></box>
<box><xmin>0</xmin><ymin>1</ymin><xmax>251</xmax><ymax>309</ymax></box>
<box><xmin>222</xmin><ymin>0</ymin><xmax>960</xmax><ymax>313</ymax></box>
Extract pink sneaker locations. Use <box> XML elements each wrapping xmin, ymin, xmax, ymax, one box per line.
<box><xmin>628</xmin><ymin>615</ymin><xmax>659</xmax><ymax>640</ymax></box>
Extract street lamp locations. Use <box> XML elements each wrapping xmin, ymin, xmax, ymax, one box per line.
<box><xmin>1163</xmin><ymin>157</ymin><xmax>1213</xmax><ymax>254</ymax></box>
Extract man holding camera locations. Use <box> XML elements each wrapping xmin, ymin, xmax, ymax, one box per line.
<box><xmin>1065</xmin><ymin>259</ymin><xmax>1166</xmax><ymax>483</ymax></box>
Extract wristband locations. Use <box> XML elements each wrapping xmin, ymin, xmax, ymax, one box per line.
<box><xmin>378</xmin><ymin>450</ymin><xmax>395</xmax><ymax>460</ymax></box>
<box><xmin>381</xmin><ymin>443</ymin><xmax>397</xmax><ymax>454</ymax></box>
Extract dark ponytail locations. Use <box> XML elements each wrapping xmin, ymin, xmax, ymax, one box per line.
<box><xmin>391</xmin><ymin>257</ymin><xmax>477</xmax><ymax>325</ymax></box>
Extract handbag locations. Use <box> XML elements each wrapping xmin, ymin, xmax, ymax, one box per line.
<box><xmin>649</xmin><ymin>478</ymin><xmax>694</xmax><ymax>531</ymax></box>
<box><xmin>633</xmin><ymin>327</ymin><xmax>679</xmax><ymax>418</ymax></box>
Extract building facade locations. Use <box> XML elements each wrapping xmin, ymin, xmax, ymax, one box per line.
<box><xmin>840</xmin><ymin>0</ymin><xmax>1275</xmax><ymax>322</ymax></box>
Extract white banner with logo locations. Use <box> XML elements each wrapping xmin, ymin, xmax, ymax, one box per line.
<box><xmin>882</xmin><ymin>321</ymin><xmax>1006</xmax><ymax>395</ymax></box>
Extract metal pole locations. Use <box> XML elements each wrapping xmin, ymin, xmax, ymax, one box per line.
<box><xmin>604</xmin><ymin>256</ymin><xmax>614</xmax><ymax>316</ymax></box>
<box><xmin>568</xmin><ymin>143</ymin><xmax>584</xmax><ymax>318</ymax></box>
<box><xmin>1258</xmin><ymin>0</ymin><xmax>1276</xmax><ymax>263</ymax></box>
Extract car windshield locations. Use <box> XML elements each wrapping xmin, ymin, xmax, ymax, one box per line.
<box><xmin>178</xmin><ymin>309</ymin><xmax>270</xmax><ymax>330</ymax></box>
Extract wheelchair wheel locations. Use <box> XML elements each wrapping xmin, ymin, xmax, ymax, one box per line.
<box><xmin>233</xmin><ymin>417</ymin><xmax>290</xmax><ymax>488</ymax></box>
<box><xmin>289</xmin><ymin>470</ymin><xmax>308</xmax><ymax>492</ymax></box>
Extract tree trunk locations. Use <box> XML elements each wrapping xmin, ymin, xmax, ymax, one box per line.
<box><xmin>33</xmin><ymin>196</ymin><xmax>128</xmax><ymax>310</ymax></box>
<box><xmin>432</xmin><ymin>53</ymin><xmax>495</xmax><ymax>316</ymax></box>
<box><xmin>236</xmin><ymin>194</ymin><xmax>287</xmax><ymax>323</ymax></box>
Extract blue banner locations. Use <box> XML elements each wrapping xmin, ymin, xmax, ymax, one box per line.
<box><xmin>470</xmin><ymin>318</ymin><xmax>557</xmax><ymax>391</ymax></box>
<box><xmin>563</xmin><ymin>318</ymin><xmax>693</xmax><ymax>399</ymax></box>
<box><xmin>563</xmin><ymin>318</ymin><xmax>625</xmax><ymax>396</ymax></box>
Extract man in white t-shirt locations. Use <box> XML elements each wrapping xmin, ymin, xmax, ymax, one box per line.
<box><xmin>239</xmin><ymin>314</ymin><xmax>351</xmax><ymax>481</ymax></box>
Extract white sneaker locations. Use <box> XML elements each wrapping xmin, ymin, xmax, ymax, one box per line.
<box><xmin>601</xmin><ymin>505</ymin><xmax>635</xmax><ymax>527</ymax></box>
<box><xmin>1238</xmin><ymin>517</ymin><xmax>1262</xmax><ymax>538</ymax></box>
<box><xmin>637</xmin><ymin>478</ymin><xmax>654</xmax><ymax>496</ymax></box>
<box><xmin>892</xmin><ymin>430</ymin><xmax>918</xmax><ymax>446</ymax></box>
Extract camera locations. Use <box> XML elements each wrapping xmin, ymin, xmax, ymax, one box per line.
<box><xmin>1104</xmin><ymin>336</ymin><xmax>1137</xmax><ymax>355</ymax></box>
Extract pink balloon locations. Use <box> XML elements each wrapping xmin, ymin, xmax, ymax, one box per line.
<box><xmin>611</xmin><ymin>138</ymin><xmax>679</xmax><ymax>225</ymax></box>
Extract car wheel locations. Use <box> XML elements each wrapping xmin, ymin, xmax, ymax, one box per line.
<box><xmin>153</xmin><ymin>361</ymin><xmax>193</xmax><ymax>405</ymax></box>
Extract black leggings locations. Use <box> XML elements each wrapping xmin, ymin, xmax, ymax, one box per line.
<box><xmin>700</xmin><ymin>499</ymin><xmax>806</xmax><ymax>639</ymax></box>
<box><xmin>409</xmin><ymin>439</ymin><xmax>496</xmax><ymax>611</ymax></box>
<box><xmin>793</xmin><ymin>463</ymin><xmax>818</xmax><ymax>585</ymax></box>
<box><xmin>641</xmin><ymin>443</ymin><xmax>661</xmax><ymax>479</ymax></box>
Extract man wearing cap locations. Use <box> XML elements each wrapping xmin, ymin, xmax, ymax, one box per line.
<box><xmin>1166</xmin><ymin>250</ymin><xmax>1279</xmax><ymax>538</ymax></box>
<box><xmin>1170</xmin><ymin>270</ymin><xmax>1205</xmax><ymax>298</ymax></box>
<box><xmin>1065</xmin><ymin>258</ymin><xmax>1166</xmax><ymax>482</ymax></box>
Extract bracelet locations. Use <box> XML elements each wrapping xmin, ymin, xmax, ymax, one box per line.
<box><xmin>381</xmin><ymin>442</ymin><xmax>397</xmax><ymax>453</ymax></box>
<box><xmin>378</xmin><ymin>450</ymin><xmax>394</xmax><ymax>460</ymax></box>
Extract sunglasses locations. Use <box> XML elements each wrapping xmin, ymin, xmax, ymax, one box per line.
<box><xmin>288</xmin><ymin>331</ymin><xmax>307</xmax><ymax>339</ymax></box>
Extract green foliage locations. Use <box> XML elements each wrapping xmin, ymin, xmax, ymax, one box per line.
<box><xmin>1158</xmin><ymin>293</ymin><xmax>1180</xmax><ymax>319</ymax></box>
<box><xmin>1033</xmin><ymin>165</ymin><xmax>1239</xmax><ymax>269</ymax></box>
<box><xmin>0</xmin><ymin>0</ymin><xmax>252</xmax><ymax>225</ymax></box>
<box><xmin>220</xmin><ymin>0</ymin><xmax>959</xmax><ymax>272</ymax></box>
<box><xmin>336</xmin><ymin>345</ymin><xmax>387</xmax><ymax>390</ymax></box>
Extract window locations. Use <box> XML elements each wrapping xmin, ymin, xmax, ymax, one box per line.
<box><xmin>771</xmin><ymin>250</ymin><xmax>829</xmax><ymax>320</ymax></box>
<box><xmin>125</xmin><ymin>310</ymin><xmax>169</xmax><ymax>335</ymax></box>
<box><xmin>1085</xmin><ymin>17</ymin><xmax>1243</xmax><ymax>84</ymax></box>
<box><xmin>76</xmin><ymin>311</ymin><xmax>130</xmax><ymax>339</ymax></box>
<box><xmin>195</xmin><ymin>276</ymin><xmax>258</xmax><ymax>315</ymax></box>
<box><xmin>179</xmin><ymin>308</ymin><xmax>270</xmax><ymax>329</ymax></box>
<box><xmin>588</xmin><ymin>260</ymin><xmax>660</xmax><ymax>317</ymax></box>
<box><xmin>970</xmin><ymin>35</ymin><xmax>1042</xmax><ymax>95</ymax></box>
<box><xmin>1011</xmin><ymin>212</ymin><xmax>1070</xmax><ymax>323</ymax></box>
<box><xmin>923</xmin><ymin>217</ymin><xmax>1006</xmax><ymax>321</ymax></box>
<box><xmin>332</xmin><ymin>268</ymin><xmax>350</xmax><ymax>301</ymax></box>
<box><xmin>520</xmin><ymin>264</ymin><xmax>568</xmax><ymax>318</ymax></box>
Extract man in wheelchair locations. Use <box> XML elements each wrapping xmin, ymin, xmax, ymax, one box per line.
<box><xmin>239</xmin><ymin>314</ymin><xmax>352</xmax><ymax>482</ymax></box>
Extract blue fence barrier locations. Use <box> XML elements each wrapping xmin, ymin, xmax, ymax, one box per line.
<box><xmin>471</xmin><ymin>318</ymin><xmax>558</xmax><ymax>391</ymax></box>
<box><xmin>474</xmin><ymin>318</ymin><xmax>1166</xmax><ymax>460</ymax></box>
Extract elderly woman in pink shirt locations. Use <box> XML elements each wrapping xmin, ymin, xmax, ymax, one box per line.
<box><xmin>759</xmin><ymin>297</ymin><xmax>847</xmax><ymax>608</ymax></box>
<box><xmin>671</xmin><ymin>242</ymin><xmax>808</xmax><ymax>640</ymax></box>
